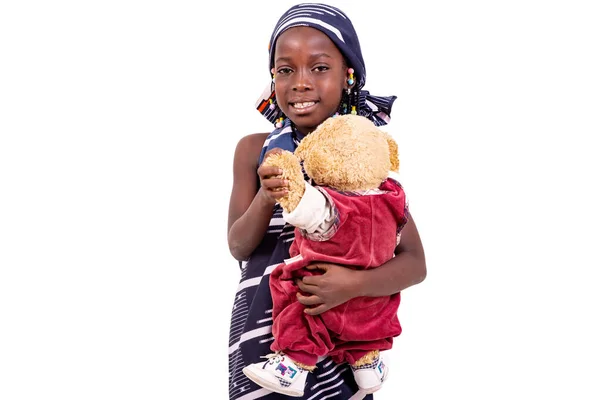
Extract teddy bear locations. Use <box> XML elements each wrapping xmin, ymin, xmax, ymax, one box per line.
<box><xmin>242</xmin><ymin>114</ymin><xmax>409</xmax><ymax>397</ymax></box>
<box><xmin>262</xmin><ymin>114</ymin><xmax>400</xmax><ymax>213</ymax></box>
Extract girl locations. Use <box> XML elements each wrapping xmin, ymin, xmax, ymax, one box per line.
<box><xmin>227</xmin><ymin>3</ymin><xmax>426</xmax><ymax>399</ymax></box>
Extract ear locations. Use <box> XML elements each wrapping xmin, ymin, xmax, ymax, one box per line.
<box><xmin>386</xmin><ymin>134</ymin><xmax>400</xmax><ymax>172</ymax></box>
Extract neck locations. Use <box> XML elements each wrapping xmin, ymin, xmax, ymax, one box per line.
<box><xmin>292</xmin><ymin>123</ymin><xmax>310</xmax><ymax>138</ymax></box>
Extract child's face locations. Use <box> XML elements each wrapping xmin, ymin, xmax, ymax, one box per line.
<box><xmin>273</xmin><ymin>27</ymin><xmax>348</xmax><ymax>135</ymax></box>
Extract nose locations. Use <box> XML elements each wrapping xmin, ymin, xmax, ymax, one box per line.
<box><xmin>292</xmin><ymin>69</ymin><xmax>313</xmax><ymax>91</ymax></box>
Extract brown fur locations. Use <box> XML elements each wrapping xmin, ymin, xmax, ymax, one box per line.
<box><xmin>386</xmin><ymin>134</ymin><xmax>400</xmax><ymax>173</ymax></box>
<box><xmin>352</xmin><ymin>350</ymin><xmax>380</xmax><ymax>367</ymax></box>
<box><xmin>262</xmin><ymin>115</ymin><xmax>399</xmax><ymax>212</ymax></box>
<box><xmin>295</xmin><ymin>361</ymin><xmax>317</xmax><ymax>372</ymax></box>
<box><xmin>295</xmin><ymin>115</ymin><xmax>399</xmax><ymax>192</ymax></box>
<box><xmin>262</xmin><ymin>151</ymin><xmax>305</xmax><ymax>212</ymax></box>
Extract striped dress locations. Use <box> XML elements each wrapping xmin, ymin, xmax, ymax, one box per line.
<box><xmin>228</xmin><ymin>129</ymin><xmax>374</xmax><ymax>400</ymax></box>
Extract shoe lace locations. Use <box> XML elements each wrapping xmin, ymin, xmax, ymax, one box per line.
<box><xmin>261</xmin><ymin>352</ymin><xmax>285</xmax><ymax>365</ymax></box>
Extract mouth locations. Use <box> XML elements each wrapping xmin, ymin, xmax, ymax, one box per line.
<box><xmin>289</xmin><ymin>101</ymin><xmax>318</xmax><ymax>114</ymax></box>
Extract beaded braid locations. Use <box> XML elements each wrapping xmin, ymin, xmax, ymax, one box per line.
<box><xmin>335</xmin><ymin>66</ymin><xmax>360</xmax><ymax>117</ymax></box>
<box><xmin>268</xmin><ymin>70</ymin><xmax>286</xmax><ymax>128</ymax></box>
<box><xmin>337</xmin><ymin>87</ymin><xmax>360</xmax><ymax>116</ymax></box>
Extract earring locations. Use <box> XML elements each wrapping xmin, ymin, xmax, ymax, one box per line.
<box><xmin>346</xmin><ymin>68</ymin><xmax>357</xmax><ymax>115</ymax></box>
<box><xmin>275</xmin><ymin>117</ymin><xmax>284</xmax><ymax>128</ymax></box>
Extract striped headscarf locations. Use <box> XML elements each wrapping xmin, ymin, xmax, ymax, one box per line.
<box><xmin>256</xmin><ymin>3</ymin><xmax>397</xmax><ymax>163</ymax></box>
<box><xmin>270</xmin><ymin>3</ymin><xmax>367</xmax><ymax>90</ymax></box>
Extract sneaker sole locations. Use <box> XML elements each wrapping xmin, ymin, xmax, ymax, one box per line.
<box><xmin>242</xmin><ymin>366</ymin><xmax>304</xmax><ymax>397</ymax></box>
<box><xmin>358</xmin><ymin>365</ymin><xmax>389</xmax><ymax>395</ymax></box>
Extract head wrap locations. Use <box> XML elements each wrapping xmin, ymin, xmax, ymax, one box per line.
<box><xmin>256</xmin><ymin>3</ymin><xmax>397</xmax><ymax>157</ymax></box>
<box><xmin>269</xmin><ymin>3</ymin><xmax>368</xmax><ymax>90</ymax></box>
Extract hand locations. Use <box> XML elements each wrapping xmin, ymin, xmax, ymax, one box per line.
<box><xmin>257</xmin><ymin>148</ymin><xmax>289</xmax><ymax>205</ymax></box>
<box><xmin>295</xmin><ymin>263</ymin><xmax>363</xmax><ymax>316</ymax></box>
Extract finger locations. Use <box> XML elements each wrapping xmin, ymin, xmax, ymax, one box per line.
<box><xmin>296</xmin><ymin>293</ymin><xmax>323</xmax><ymax>306</ymax></box>
<box><xmin>270</xmin><ymin>190</ymin><xmax>289</xmax><ymax>199</ymax></box>
<box><xmin>260</xmin><ymin>149</ymin><xmax>285</xmax><ymax>170</ymax></box>
<box><xmin>262</xmin><ymin>177</ymin><xmax>289</xmax><ymax>190</ymax></box>
<box><xmin>305</xmin><ymin>264</ymin><xmax>329</xmax><ymax>272</ymax></box>
<box><xmin>258</xmin><ymin>165</ymin><xmax>283</xmax><ymax>179</ymax></box>
<box><xmin>297</xmin><ymin>279</ymin><xmax>319</xmax><ymax>294</ymax></box>
<box><xmin>304</xmin><ymin>304</ymin><xmax>330</xmax><ymax>316</ymax></box>
<box><xmin>301</xmin><ymin>275</ymin><xmax>322</xmax><ymax>286</ymax></box>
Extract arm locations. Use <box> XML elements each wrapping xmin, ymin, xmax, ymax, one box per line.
<box><xmin>227</xmin><ymin>133</ymin><xmax>289</xmax><ymax>261</ymax></box>
<box><xmin>296</xmin><ymin>213</ymin><xmax>426</xmax><ymax>315</ymax></box>
<box><xmin>355</xmin><ymin>213</ymin><xmax>427</xmax><ymax>297</ymax></box>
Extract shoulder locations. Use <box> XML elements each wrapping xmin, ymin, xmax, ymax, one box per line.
<box><xmin>237</xmin><ymin>132</ymin><xmax>270</xmax><ymax>148</ymax></box>
<box><xmin>233</xmin><ymin>132</ymin><xmax>270</xmax><ymax>167</ymax></box>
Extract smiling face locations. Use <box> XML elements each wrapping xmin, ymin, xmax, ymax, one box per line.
<box><xmin>272</xmin><ymin>27</ymin><xmax>349</xmax><ymax>135</ymax></box>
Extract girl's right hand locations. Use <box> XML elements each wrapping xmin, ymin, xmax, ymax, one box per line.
<box><xmin>257</xmin><ymin>148</ymin><xmax>289</xmax><ymax>205</ymax></box>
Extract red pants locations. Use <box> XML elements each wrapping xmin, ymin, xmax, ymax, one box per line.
<box><xmin>269</xmin><ymin>260</ymin><xmax>401</xmax><ymax>367</ymax></box>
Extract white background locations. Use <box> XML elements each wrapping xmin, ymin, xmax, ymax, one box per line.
<box><xmin>1</xmin><ymin>0</ymin><xmax>599</xmax><ymax>399</ymax></box>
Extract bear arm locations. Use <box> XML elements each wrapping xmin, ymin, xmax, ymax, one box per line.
<box><xmin>261</xmin><ymin>151</ymin><xmax>305</xmax><ymax>212</ymax></box>
<box><xmin>283</xmin><ymin>182</ymin><xmax>337</xmax><ymax>240</ymax></box>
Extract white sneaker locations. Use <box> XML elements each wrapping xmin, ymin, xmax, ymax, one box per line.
<box><xmin>242</xmin><ymin>352</ymin><xmax>308</xmax><ymax>397</ymax></box>
<box><xmin>351</xmin><ymin>354</ymin><xmax>389</xmax><ymax>394</ymax></box>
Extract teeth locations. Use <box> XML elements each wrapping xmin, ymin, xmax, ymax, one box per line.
<box><xmin>293</xmin><ymin>102</ymin><xmax>315</xmax><ymax>109</ymax></box>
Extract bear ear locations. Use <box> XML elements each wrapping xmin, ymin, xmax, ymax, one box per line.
<box><xmin>386</xmin><ymin>134</ymin><xmax>400</xmax><ymax>172</ymax></box>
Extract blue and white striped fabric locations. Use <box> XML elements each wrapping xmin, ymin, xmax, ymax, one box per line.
<box><xmin>257</xmin><ymin>119</ymin><xmax>296</xmax><ymax>165</ymax></box>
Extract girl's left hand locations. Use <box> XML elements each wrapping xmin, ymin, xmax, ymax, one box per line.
<box><xmin>295</xmin><ymin>263</ymin><xmax>363</xmax><ymax>316</ymax></box>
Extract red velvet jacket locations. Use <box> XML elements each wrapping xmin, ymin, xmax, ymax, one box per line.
<box><xmin>269</xmin><ymin>178</ymin><xmax>408</xmax><ymax>365</ymax></box>
<box><xmin>280</xmin><ymin>178</ymin><xmax>407</xmax><ymax>277</ymax></box>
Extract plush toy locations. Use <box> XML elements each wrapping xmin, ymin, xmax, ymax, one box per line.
<box><xmin>243</xmin><ymin>114</ymin><xmax>408</xmax><ymax>396</ymax></box>
<box><xmin>263</xmin><ymin>114</ymin><xmax>400</xmax><ymax>212</ymax></box>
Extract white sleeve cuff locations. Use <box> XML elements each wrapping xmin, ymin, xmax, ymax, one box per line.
<box><xmin>283</xmin><ymin>182</ymin><xmax>330</xmax><ymax>233</ymax></box>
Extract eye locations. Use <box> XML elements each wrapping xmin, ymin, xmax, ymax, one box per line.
<box><xmin>277</xmin><ymin>67</ymin><xmax>293</xmax><ymax>75</ymax></box>
<box><xmin>314</xmin><ymin>65</ymin><xmax>329</xmax><ymax>72</ymax></box>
